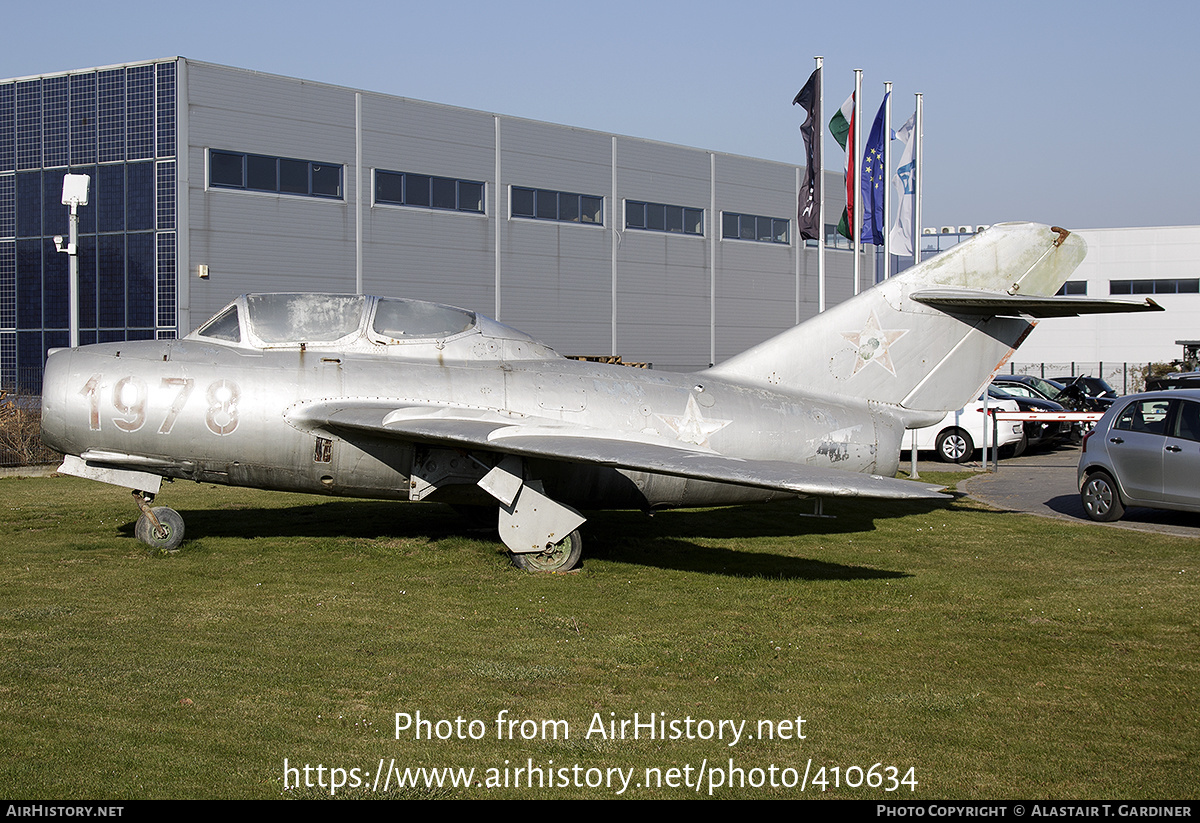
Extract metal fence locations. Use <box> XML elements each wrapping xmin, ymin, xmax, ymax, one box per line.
<box><xmin>1007</xmin><ymin>362</ymin><xmax>1161</xmax><ymax>396</ymax></box>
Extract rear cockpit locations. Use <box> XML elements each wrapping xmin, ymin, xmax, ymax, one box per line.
<box><xmin>187</xmin><ymin>294</ymin><xmax>558</xmax><ymax>361</ymax></box>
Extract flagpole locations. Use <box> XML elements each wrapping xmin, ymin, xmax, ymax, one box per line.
<box><xmin>902</xmin><ymin>89</ymin><xmax>921</xmax><ymax>479</ymax></box>
<box><xmin>816</xmin><ymin>56</ymin><xmax>825</xmax><ymax>313</ymax></box>
<box><xmin>852</xmin><ymin>69</ymin><xmax>862</xmax><ymax>295</ymax></box>
<box><xmin>883</xmin><ymin>81</ymin><xmax>892</xmax><ymax>279</ymax></box>
<box><xmin>913</xmin><ymin>92</ymin><xmax>923</xmax><ymax>265</ymax></box>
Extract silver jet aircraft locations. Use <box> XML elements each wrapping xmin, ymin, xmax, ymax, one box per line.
<box><xmin>40</xmin><ymin>223</ymin><xmax>1157</xmax><ymax>571</ymax></box>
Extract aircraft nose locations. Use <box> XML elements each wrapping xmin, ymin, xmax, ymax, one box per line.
<box><xmin>40</xmin><ymin>348</ymin><xmax>74</xmax><ymax>454</ymax></box>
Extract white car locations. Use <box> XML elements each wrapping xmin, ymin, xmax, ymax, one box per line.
<box><xmin>910</xmin><ymin>394</ymin><xmax>1024</xmax><ymax>463</ymax></box>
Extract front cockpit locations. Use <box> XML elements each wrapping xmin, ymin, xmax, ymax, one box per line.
<box><xmin>187</xmin><ymin>294</ymin><xmax>558</xmax><ymax>361</ymax></box>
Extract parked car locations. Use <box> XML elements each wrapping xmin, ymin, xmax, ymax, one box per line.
<box><xmin>996</xmin><ymin>373</ymin><xmax>1109</xmax><ymax>415</ymax></box>
<box><xmin>913</xmin><ymin>394</ymin><xmax>1024</xmax><ymax>463</ymax></box>
<box><xmin>1077</xmin><ymin>389</ymin><xmax>1200</xmax><ymax>521</ymax></box>
<box><xmin>1145</xmin><ymin>371</ymin><xmax>1200</xmax><ymax>392</ymax></box>
<box><xmin>988</xmin><ymin>385</ymin><xmax>1072</xmax><ymax>450</ymax></box>
<box><xmin>1049</xmin><ymin>375</ymin><xmax>1117</xmax><ymax>410</ymax></box>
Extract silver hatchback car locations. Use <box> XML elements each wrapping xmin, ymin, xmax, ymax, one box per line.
<box><xmin>1078</xmin><ymin>389</ymin><xmax>1200</xmax><ymax>521</ymax></box>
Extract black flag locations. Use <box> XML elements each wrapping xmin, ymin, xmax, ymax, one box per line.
<box><xmin>793</xmin><ymin>68</ymin><xmax>822</xmax><ymax>242</ymax></box>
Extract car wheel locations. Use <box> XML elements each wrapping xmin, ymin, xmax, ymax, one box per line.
<box><xmin>1080</xmin><ymin>470</ymin><xmax>1125</xmax><ymax>522</ymax></box>
<box><xmin>1001</xmin><ymin>433</ymin><xmax>1028</xmax><ymax>459</ymax></box>
<box><xmin>935</xmin><ymin>428</ymin><xmax>974</xmax><ymax>463</ymax></box>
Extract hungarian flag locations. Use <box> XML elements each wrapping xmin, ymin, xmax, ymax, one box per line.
<box><xmin>792</xmin><ymin>68</ymin><xmax>822</xmax><ymax>241</ymax></box>
<box><xmin>829</xmin><ymin>93</ymin><xmax>855</xmax><ymax>240</ymax></box>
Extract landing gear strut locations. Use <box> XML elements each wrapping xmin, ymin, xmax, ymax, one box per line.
<box><xmin>133</xmin><ymin>490</ymin><xmax>185</xmax><ymax>552</ymax></box>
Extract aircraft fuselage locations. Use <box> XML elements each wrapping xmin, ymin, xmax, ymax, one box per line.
<box><xmin>41</xmin><ymin>338</ymin><xmax>903</xmax><ymax>511</ymax></box>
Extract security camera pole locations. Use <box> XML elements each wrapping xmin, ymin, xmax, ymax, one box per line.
<box><xmin>55</xmin><ymin>174</ymin><xmax>90</xmax><ymax>349</ymax></box>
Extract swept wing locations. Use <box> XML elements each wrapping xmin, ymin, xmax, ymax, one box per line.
<box><xmin>286</xmin><ymin>401</ymin><xmax>948</xmax><ymax>501</ymax></box>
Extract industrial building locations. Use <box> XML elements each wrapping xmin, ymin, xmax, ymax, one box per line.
<box><xmin>0</xmin><ymin>57</ymin><xmax>866</xmax><ymax>390</ymax></box>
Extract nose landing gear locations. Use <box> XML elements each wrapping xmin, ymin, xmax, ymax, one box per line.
<box><xmin>133</xmin><ymin>490</ymin><xmax>185</xmax><ymax>552</ymax></box>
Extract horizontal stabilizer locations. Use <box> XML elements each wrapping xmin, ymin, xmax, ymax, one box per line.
<box><xmin>287</xmin><ymin>401</ymin><xmax>948</xmax><ymax>501</ymax></box>
<box><xmin>910</xmin><ymin>289</ymin><xmax>1163</xmax><ymax>318</ymax></box>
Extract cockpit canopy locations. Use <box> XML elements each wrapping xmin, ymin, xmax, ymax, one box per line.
<box><xmin>187</xmin><ymin>293</ymin><xmax>553</xmax><ymax>360</ymax></box>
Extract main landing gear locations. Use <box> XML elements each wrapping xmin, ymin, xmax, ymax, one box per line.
<box><xmin>133</xmin><ymin>490</ymin><xmax>185</xmax><ymax>552</ymax></box>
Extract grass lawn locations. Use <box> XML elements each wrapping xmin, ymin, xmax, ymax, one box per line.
<box><xmin>0</xmin><ymin>473</ymin><xmax>1196</xmax><ymax>799</ymax></box>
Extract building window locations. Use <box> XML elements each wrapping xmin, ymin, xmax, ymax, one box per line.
<box><xmin>209</xmin><ymin>150</ymin><xmax>342</xmax><ymax>199</ymax></box>
<box><xmin>374</xmin><ymin>170</ymin><xmax>483</xmax><ymax>213</ymax></box>
<box><xmin>511</xmin><ymin>186</ymin><xmax>602</xmax><ymax>225</ymax></box>
<box><xmin>625</xmin><ymin>200</ymin><xmax>702</xmax><ymax>236</ymax></box>
<box><xmin>722</xmin><ymin>212</ymin><xmax>790</xmax><ymax>244</ymax></box>
<box><xmin>1056</xmin><ymin>281</ymin><xmax>1087</xmax><ymax>296</ymax></box>
<box><xmin>1110</xmin><ymin>278</ymin><xmax>1199</xmax><ymax>295</ymax></box>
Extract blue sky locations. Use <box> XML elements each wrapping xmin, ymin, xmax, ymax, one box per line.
<box><xmin>5</xmin><ymin>0</ymin><xmax>1195</xmax><ymax>231</ymax></box>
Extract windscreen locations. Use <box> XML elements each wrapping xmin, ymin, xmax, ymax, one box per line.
<box><xmin>246</xmin><ymin>294</ymin><xmax>366</xmax><ymax>344</ymax></box>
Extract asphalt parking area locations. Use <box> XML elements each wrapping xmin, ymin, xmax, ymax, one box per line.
<box><xmin>957</xmin><ymin>442</ymin><xmax>1200</xmax><ymax>539</ymax></box>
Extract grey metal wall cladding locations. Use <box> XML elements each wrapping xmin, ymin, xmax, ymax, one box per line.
<box><xmin>500</xmin><ymin>120</ymin><xmax>610</xmax><ymax>193</ymax></box>
<box><xmin>363</xmin><ymin>95</ymin><xmax>494</xmax><ymax>180</ymax></box>
<box><xmin>615</xmin><ymin>140</ymin><xmax>710</xmax><ymax>205</ymax></box>
<box><xmin>364</xmin><ymin>212</ymin><xmax>493</xmax><ymax>308</ymax></box>
<box><xmin>187</xmin><ymin>64</ymin><xmax>354</xmax><ymax>162</ymax></box>
<box><xmin>715</xmin><ymin>155</ymin><xmax>795</xmax><ymax>214</ymax></box>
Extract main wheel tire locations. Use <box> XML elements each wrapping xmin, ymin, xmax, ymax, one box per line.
<box><xmin>1081</xmin><ymin>470</ymin><xmax>1125</xmax><ymax>522</ymax></box>
<box><xmin>135</xmin><ymin>506</ymin><xmax>185</xmax><ymax>552</ymax></box>
<box><xmin>510</xmin><ymin>529</ymin><xmax>583</xmax><ymax>573</ymax></box>
<box><xmin>935</xmin><ymin>428</ymin><xmax>974</xmax><ymax>463</ymax></box>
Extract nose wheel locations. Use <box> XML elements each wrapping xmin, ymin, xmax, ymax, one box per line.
<box><xmin>133</xmin><ymin>491</ymin><xmax>186</xmax><ymax>552</ymax></box>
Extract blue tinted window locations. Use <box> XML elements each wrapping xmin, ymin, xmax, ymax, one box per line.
<box><xmin>74</xmin><ymin>165</ymin><xmax>97</xmax><ymax>234</ymax></box>
<box><xmin>210</xmin><ymin>151</ymin><xmax>243</xmax><ymax>187</ymax></box>
<box><xmin>70</xmin><ymin>74</ymin><xmax>96</xmax><ymax>166</ymax></box>
<box><xmin>98</xmin><ymin>234</ymin><xmax>124</xmax><ymax>327</ymax></box>
<box><xmin>97</xmin><ymin>164</ymin><xmax>125</xmax><ymax>233</ymax></box>
<box><xmin>16</xmin><ymin>172</ymin><xmax>40</xmax><ymax>237</ymax></box>
<box><xmin>126</xmin><ymin>66</ymin><xmax>154</xmax><ymax>160</ymax></box>
<box><xmin>156</xmin><ymin>62</ymin><xmax>176</xmax><ymax>158</ymax></box>
<box><xmin>0</xmin><ymin>84</ymin><xmax>14</xmax><ymax>172</ymax></box>
<box><xmin>42</xmin><ymin>77</ymin><xmax>69</xmax><ymax>168</ymax></box>
<box><xmin>78</xmin><ymin>235</ymin><xmax>96</xmax><ymax>328</ymax></box>
<box><xmin>0</xmin><ymin>176</ymin><xmax>13</xmax><ymax>238</ymax></box>
<box><xmin>16</xmin><ymin>81</ymin><xmax>41</xmax><ymax>170</ymax></box>
<box><xmin>626</xmin><ymin>200</ymin><xmax>703</xmax><ymax>236</ymax></box>
<box><xmin>126</xmin><ymin>233</ymin><xmax>154</xmax><ymax>328</ymax></box>
<box><xmin>375</xmin><ymin>169</ymin><xmax>485</xmax><ymax>213</ymax></box>
<box><xmin>17</xmin><ymin>331</ymin><xmax>42</xmax><ymax>392</ymax></box>
<box><xmin>98</xmin><ymin>69</ymin><xmax>125</xmax><ymax>163</ymax></box>
<box><xmin>0</xmin><ymin>241</ymin><xmax>13</xmax><ymax>328</ymax></box>
<box><xmin>42</xmin><ymin>237</ymin><xmax>67</xmax><ymax>329</ymax></box>
<box><xmin>210</xmin><ymin>150</ymin><xmax>342</xmax><ymax>199</ymax></box>
<box><xmin>157</xmin><ymin>161</ymin><xmax>175</xmax><ymax>230</ymax></box>
<box><xmin>157</xmin><ymin>232</ymin><xmax>175</xmax><ymax>328</ymax></box>
<box><xmin>511</xmin><ymin>186</ymin><xmax>602</xmax><ymax>225</ymax></box>
<box><xmin>16</xmin><ymin>239</ymin><xmax>40</xmax><ymax>329</ymax></box>
<box><xmin>42</xmin><ymin>169</ymin><xmax>69</xmax><ymax>238</ymax></box>
<box><xmin>721</xmin><ymin>211</ymin><xmax>790</xmax><ymax>245</ymax></box>
<box><xmin>126</xmin><ymin>162</ymin><xmax>153</xmax><ymax>231</ymax></box>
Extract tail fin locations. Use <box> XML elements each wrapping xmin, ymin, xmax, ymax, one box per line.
<box><xmin>707</xmin><ymin>222</ymin><xmax>1087</xmax><ymax>421</ymax></box>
